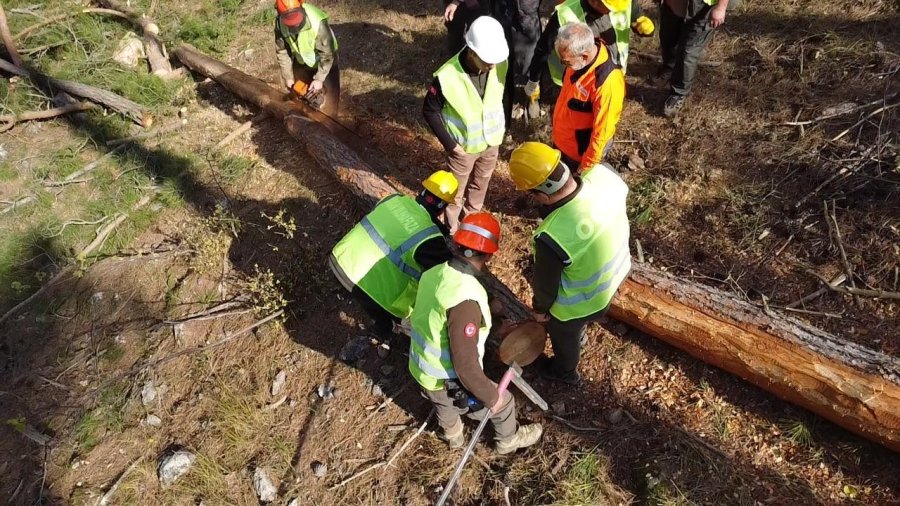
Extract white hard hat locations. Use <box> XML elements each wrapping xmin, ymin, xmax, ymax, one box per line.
<box><xmin>464</xmin><ymin>17</ymin><xmax>509</xmax><ymax>65</ymax></box>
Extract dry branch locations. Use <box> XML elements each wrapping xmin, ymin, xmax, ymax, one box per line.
<box><xmin>97</xmin><ymin>457</ymin><xmax>143</xmax><ymax>506</ymax></box>
<box><xmin>77</xmin><ymin>193</ymin><xmax>153</xmax><ymax>260</ymax></box>
<box><xmin>174</xmin><ymin>44</ymin><xmax>900</xmax><ymax>453</ymax></box>
<box><xmin>782</xmin><ymin>95</ymin><xmax>897</xmax><ymax>126</ymax></box>
<box><xmin>0</xmin><ymin>57</ymin><xmax>151</xmax><ymax>126</ymax></box>
<box><xmin>0</xmin><ymin>101</ymin><xmax>95</xmax><ymax>132</ymax></box>
<box><xmin>787</xmin><ymin>273</ymin><xmax>846</xmax><ymax>308</ymax></box>
<box><xmin>0</xmin><ymin>1</ymin><xmax>23</xmax><ymax>67</ymax></box>
<box><xmin>807</xmin><ymin>271</ymin><xmax>900</xmax><ymax>300</ymax></box>
<box><xmin>106</xmin><ymin>119</ymin><xmax>186</xmax><ymax>146</ymax></box>
<box><xmin>214</xmin><ymin>112</ymin><xmax>267</xmax><ymax>150</ymax></box>
<box><xmin>13</xmin><ymin>8</ymin><xmax>127</xmax><ymax>41</ymax></box>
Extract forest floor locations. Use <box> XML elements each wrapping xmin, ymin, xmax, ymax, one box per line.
<box><xmin>0</xmin><ymin>0</ymin><xmax>898</xmax><ymax>504</ymax></box>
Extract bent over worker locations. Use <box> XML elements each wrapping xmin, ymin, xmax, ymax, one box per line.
<box><xmin>509</xmin><ymin>142</ymin><xmax>631</xmax><ymax>386</ymax></box>
<box><xmin>329</xmin><ymin>171</ymin><xmax>458</xmax><ymax>341</ymax></box>
<box><xmin>423</xmin><ymin>16</ymin><xmax>511</xmax><ymax>233</ymax></box>
<box><xmin>409</xmin><ymin>212</ymin><xmax>543</xmax><ymax>453</ymax></box>
<box><xmin>552</xmin><ymin>22</ymin><xmax>625</xmax><ymax>172</ymax></box>
<box><xmin>526</xmin><ymin>0</ymin><xmax>654</xmax><ymax>91</ymax></box>
<box><xmin>274</xmin><ymin>0</ymin><xmax>340</xmax><ymax>116</ymax></box>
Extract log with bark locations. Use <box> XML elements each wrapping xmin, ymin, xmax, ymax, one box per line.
<box><xmin>94</xmin><ymin>0</ymin><xmax>177</xmax><ymax>79</ymax></box>
<box><xmin>174</xmin><ymin>44</ymin><xmax>900</xmax><ymax>453</ymax></box>
<box><xmin>0</xmin><ymin>57</ymin><xmax>151</xmax><ymax>127</ymax></box>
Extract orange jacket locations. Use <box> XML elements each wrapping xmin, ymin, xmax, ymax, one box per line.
<box><xmin>552</xmin><ymin>43</ymin><xmax>625</xmax><ymax>171</ymax></box>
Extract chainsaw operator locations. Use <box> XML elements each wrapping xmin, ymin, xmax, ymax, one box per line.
<box><xmin>408</xmin><ymin>212</ymin><xmax>543</xmax><ymax>454</ymax></box>
<box><xmin>274</xmin><ymin>0</ymin><xmax>340</xmax><ymax>116</ymax></box>
<box><xmin>328</xmin><ymin>171</ymin><xmax>458</xmax><ymax>342</ymax></box>
<box><xmin>508</xmin><ymin>142</ymin><xmax>632</xmax><ymax>387</ymax></box>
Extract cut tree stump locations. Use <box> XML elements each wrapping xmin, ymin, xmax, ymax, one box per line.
<box><xmin>94</xmin><ymin>0</ymin><xmax>177</xmax><ymax>79</ymax></box>
<box><xmin>173</xmin><ymin>44</ymin><xmax>900</xmax><ymax>453</ymax></box>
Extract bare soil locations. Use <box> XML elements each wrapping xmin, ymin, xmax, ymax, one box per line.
<box><xmin>1</xmin><ymin>0</ymin><xmax>898</xmax><ymax>504</ymax></box>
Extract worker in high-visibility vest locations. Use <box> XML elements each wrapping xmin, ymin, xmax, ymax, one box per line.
<box><xmin>274</xmin><ymin>0</ymin><xmax>340</xmax><ymax>116</ymax></box>
<box><xmin>423</xmin><ymin>16</ymin><xmax>511</xmax><ymax>234</ymax></box>
<box><xmin>508</xmin><ymin>142</ymin><xmax>631</xmax><ymax>386</ymax></box>
<box><xmin>656</xmin><ymin>0</ymin><xmax>735</xmax><ymax>117</ymax></box>
<box><xmin>408</xmin><ymin>212</ymin><xmax>543</xmax><ymax>453</ymax></box>
<box><xmin>551</xmin><ymin>22</ymin><xmax>625</xmax><ymax>172</ymax></box>
<box><xmin>521</xmin><ymin>0</ymin><xmax>654</xmax><ymax>108</ymax></box>
<box><xmin>329</xmin><ymin>171</ymin><xmax>459</xmax><ymax>341</ymax></box>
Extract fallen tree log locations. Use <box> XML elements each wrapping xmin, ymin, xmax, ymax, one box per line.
<box><xmin>0</xmin><ymin>57</ymin><xmax>151</xmax><ymax>127</ymax></box>
<box><xmin>174</xmin><ymin>44</ymin><xmax>900</xmax><ymax>453</ymax></box>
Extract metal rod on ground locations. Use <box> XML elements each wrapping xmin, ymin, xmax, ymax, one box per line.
<box><xmin>435</xmin><ymin>367</ymin><xmax>515</xmax><ymax>506</ymax></box>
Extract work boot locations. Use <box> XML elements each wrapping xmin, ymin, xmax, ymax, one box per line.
<box><xmin>441</xmin><ymin>420</ymin><xmax>465</xmax><ymax>449</ymax></box>
<box><xmin>536</xmin><ymin>356</ymin><xmax>583</xmax><ymax>387</ymax></box>
<box><xmin>495</xmin><ymin>423</ymin><xmax>543</xmax><ymax>455</ymax></box>
<box><xmin>663</xmin><ymin>94</ymin><xmax>686</xmax><ymax>118</ymax></box>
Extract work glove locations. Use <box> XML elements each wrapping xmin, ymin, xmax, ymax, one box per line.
<box><xmin>632</xmin><ymin>16</ymin><xmax>655</xmax><ymax>37</ymax></box>
<box><xmin>523</xmin><ymin>80</ymin><xmax>540</xmax><ymax>98</ymax></box>
<box><xmin>513</xmin><ymin>81</ymin><xmax>542</xmax><ymax>121</ymax></box>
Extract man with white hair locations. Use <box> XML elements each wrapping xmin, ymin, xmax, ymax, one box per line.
<box><xmin>551</xmin><ymin>22</ymin><xmax>625</xmax><ymax>173</ymax></box>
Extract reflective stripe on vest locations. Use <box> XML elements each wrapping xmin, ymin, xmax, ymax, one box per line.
<box><xmin>550</xmin><ymin>0</ymin><xmax>632</xmax><ymax>83</ymax></box>
<box><xmin>407</xmin><ymin>262</ymin><xmax>491</xmax><ymax>390</ymax></box>
<box><xmin>434</xmin><ymin>53</ymin><xmax>508</xmax><ymax>154</ymax></box>
<box><xmin>360</xmin><ymin>216</ymin><xmax>439</xmax><ymax>281</ymax></box>
<box><xmin>533</xmin><ymin>164</ymin><xmax>631</xmax><ymax>321</ymax></box>
<box><xmin>331</xmin><ymin>195</ymin><xmax>443</xmax><ymax>318</ymax></box>
<box><xmin>277</xmin><ymin>4</ymin><xmax>335</xmax><ymax>68</ymax></box>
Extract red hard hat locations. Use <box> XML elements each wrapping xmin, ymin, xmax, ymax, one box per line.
<box><xmin>276</xmin><ymin>0</ymin><xmax>303</xmax><ymax>14</ymax></box>
<box><xmin>454</xmin><ymin>212</ymin><xmax>501</xmax><ymax>254</ymax></box>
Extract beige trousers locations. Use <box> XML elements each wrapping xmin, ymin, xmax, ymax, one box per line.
<box><xmin>444</xmin><ymin>145</ymin><xmax>500</xmax><ymax>233</ymax></box>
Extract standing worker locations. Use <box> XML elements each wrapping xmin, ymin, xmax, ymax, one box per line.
<box><xmin>551</xmin><ymin>22</ymin><xmax>625</xmax><ymax>172</ymax></box>
<box><xmin>274</xmin><ymin>0</ymin><xmax>341</xmax><ymax>116</ymax></box>
<box><xmin>508</xmin><ymin>142</ymin><xmax>631</xmax><ymax>386</ymax></box>
<box><xmin>329</xmin><ymin>171</ymin><xmax>459</xmax><ymax>341</ymax></box>
<box><xmin>423</xmin><ymin>16</ymin><xmax>511</xmax><ymax>234</ymax></box>
<box><xmin>522</xmin><ymin>0</ymin><xmax>654</xmax><ymax>104</ymax></box>
<box><xmin>409</xmin><ymin>212</ymin><xmax>543</xmax><ymax>453</ymax></box>
<box><xmin>656</xmin><ymin>0</ymin><xmax>733</xmax><ymax>117</ymax></box>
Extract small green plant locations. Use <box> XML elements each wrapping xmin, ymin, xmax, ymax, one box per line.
<box><xmin>783</xmin><ymin>419</ymin><xmax>814</xmax><ymax>447</ymax></box>
<box><xmin>247</xmin><ymin>265</ymin><xmax>287</xmax><ymax>315</ymax></box>
<box><xmin>554</xmin><ymin>451</ymin><xmax>627</xmax><ymax>505</ymax></box>
<box><xmin>261</xmin><ymin>209</ymin><xmax>296</xmax><ymax>239</ymax></box>
<box><xmin>216</xmin><ymin>154</ymin><xmax>256</xmax><ymax>183</ymax></box>
<box><xmin>75</xmin><ymin>385</ymin><xmax>129</xmax><ymax>453</ymax></box>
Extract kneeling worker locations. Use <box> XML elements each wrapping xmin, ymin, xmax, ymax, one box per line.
<box><xmin>275</xmin><ymin>0</ymin><xmax>341</xmax><ymax>116</ymax></box>
<box><xmin>329</xmin><ymin>171</ymin><xmax>459</xmax><ymax>340</ymax></box>
<box><xmin>508</xmin><ymin>142</ymin><xmax>631</xmax><ymax>386</ymax></box>
<box><xmin>409</xmin><ymin>212</ymin><xmax>543</xmax><ymax>453</ymax></box>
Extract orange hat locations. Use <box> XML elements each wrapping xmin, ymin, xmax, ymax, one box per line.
<box><xmin>454</xmin><ymin>212</ymin><xmax>501</xmax><ymax>254</ymax></box>
<box><xmin>276</xmin><ymin>0</ymin><xmax>304</xmax><ymax>26</ymax></box>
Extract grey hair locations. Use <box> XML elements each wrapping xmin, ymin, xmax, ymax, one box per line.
<box><xmin>555</xmin><ymin>22</ymin><xmax>595</xmax><ymax>56</ymax></box>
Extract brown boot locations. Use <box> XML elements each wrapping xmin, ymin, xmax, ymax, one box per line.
<box><xmin>495</xmin><ymin>423</ymin><xmax>543</xmax><ymax>455</ymax></box>
<box><xmin>442</xmin><ymin>420</ymin><xmax>465</xmax><ymax>449</ymax></box>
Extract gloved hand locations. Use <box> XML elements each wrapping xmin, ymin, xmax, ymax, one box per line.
<box><xmin>523</xmin><ymin>80</ymin><xmax>540</xmax><ymax>99</ymax></box>
<box><xmin>632</xmin><ymin>16</ymin><xmax>655</xmax><ymax>37</ymax></box>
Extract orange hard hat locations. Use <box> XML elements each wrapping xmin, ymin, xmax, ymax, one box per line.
<box><xmin>275</xmin><ymin>0</ymin><xmax>303</xmax><ymax>14</ymax></box>
<box><xmin>454</xmin><ymin>212</ymin><xmax>501</xmax><ymax>254</ymax></box>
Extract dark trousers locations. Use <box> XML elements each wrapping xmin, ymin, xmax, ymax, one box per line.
<box><xmin>659</xmin><ymin>2</ymin><xmax>714</xmax><ymax>97</ymax></box>
<box><xmin>351</xmin><ymin>285</ymin><xmax>397</xmax><ymax>339</ymax></box>
<box><xmin>492</xmin><ymin>0</ymin><xmax>541</xmax><ymax>86</ymax></box>
<box><xmin>548</xmin><ymin>306</ymin><xmax>609</xmax><ymax>374</ymax></box>
<box><xmin>444</xmin><ymin>0</ymin><xmax>488</xmax><ymax>55</ymax></box>
<box><xmin>292</xmin><ymin>57</ymin><xmax>341</xmax><ymax>117</ymax></box>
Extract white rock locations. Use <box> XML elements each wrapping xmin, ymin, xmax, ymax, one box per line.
<box><xmin>158</xmin><ymin>451</ymin><xmax>195</xmax><ymax>486</ymax></box>
<box><xmin>143</xmin><ymin>414</ymin><xmax>162</xmax><ymax>427</ymax></box>
<box><xmin>311</xmin><ymin>460</ymin><xmax>327</xmax><ymax>478</ymax></box>
<box><xmin>271</xmin><ymin>370</ymin><xmax>287</xmax><ymax>397</ymax></box>
<box><xmin>113</xmin><ymin>32</ymin><xmax>146</xmax><ymax>67</ymax></box>
<box><xmin>286</xmin><ymin>499</ymin><xmax>299</xmax><ymax>506</ymax></box>
<box><xmin>253</xmin><ymin>467</ymin><xmax>277</xmax><ymax>503</ymax></box>
<box><xmin>141</xmin><ymin>381</ymin><xmax>157</xmax><ymax>405</ymax></box>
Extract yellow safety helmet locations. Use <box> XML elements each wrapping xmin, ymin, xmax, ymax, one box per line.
<box><xmin>600</xmin><ymin>0</ymin><xmax>629</xmax><ymax>12</ymax></box>
<box><xmin>422</xmin><ymin>170</ymin><xmax>459</xmax><ymax>203</ymax></box>
<box><xmin>509</xmin><ymin>142</ymin><xmax>562</xmax><ymax>191</ymax></box>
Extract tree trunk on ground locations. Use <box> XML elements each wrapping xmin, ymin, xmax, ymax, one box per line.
<box><xmin>173</xmin><ymin>43</ymin><xmax>900</xmax><ymax>453</ymax></box>
<box><xmin>0</xmin><ymin>57</ymin><xmax>151</xmax><ymax>127</ymax></box>
<box><xmin>0</xmin><ymin>1</ymin><xmax>23</xmax><ymax>67</ymax></box>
